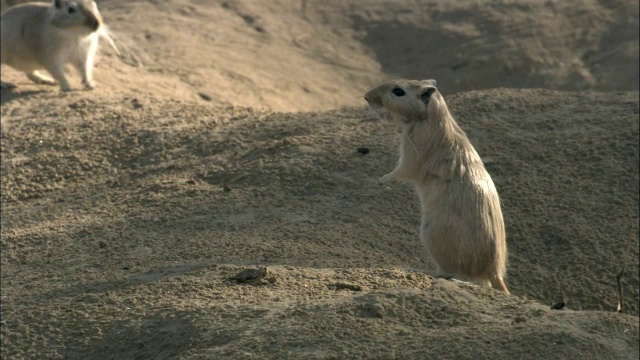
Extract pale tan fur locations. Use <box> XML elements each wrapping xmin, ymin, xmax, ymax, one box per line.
<box><xmin>0</xmin><ymin>0</ymin><xmax>109</xmax><ymax>91</ymax></box>
<box><xmin>365</xmin><ymin>79</ymin><xmax>509</xmax><ymax>294</ymax></box>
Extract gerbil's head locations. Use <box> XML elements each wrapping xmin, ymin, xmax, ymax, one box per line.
<box><xmin>51</xmin><ymin>0</ymin><xmax>103</xmax><ymax>32</ymax></box>
<box><xmin>364</xmin><ymin>79</ymin><xmax>442</xmax><ymax>124</ymax></box>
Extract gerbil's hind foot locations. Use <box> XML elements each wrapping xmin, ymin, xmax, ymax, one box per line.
<box><xmin>434</xmin><ymin>273</ymin><xmax>454</xmax><ymax>280</ymax></box>
<box><xmin>26</xmin><ymin>71</ymin><xmax>56</xmax><ymax>86</ymax></box>
<box><xmin>435</xmin><ymin>275</ymin><xmax>477</xmax><ymax>288</ymax></box>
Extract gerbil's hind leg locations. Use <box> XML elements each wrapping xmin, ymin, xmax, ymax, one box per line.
<box><xmin>26</xmin><ymin>71</ymin><xmax>56</xmax><ymax>86</ymax></box>
<box><xmin>432</xmin><ymin>263</ymin><xmax>454</xmax><ymax>280</ymax></box>
<box><xmin>489</xmin><ymin>275</ymin><xmax>510</xmax><ymax>295</ymax></box>
<box><xmin>471</xmin><ymin>278</ymin><xmax>492</xmax><ymax>288</ymax></box>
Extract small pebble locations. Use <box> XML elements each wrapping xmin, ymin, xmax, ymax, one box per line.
<box><xmin>131</xmin><ymin>99</ymin><xmax>143</xmax><ymax>109</ymax></box>
<box><xmin>550</xmin><ymin>301</ymin><xmax>565</xmax><ymax>310</ymax></box>
<box><xmin>514</xmin><ymin>316</ymin><xmax>527</xmax><ymax>323</ymax></box>
<box><xmin>230</xmin><ymin>267</ymin><xmax>268</xmax><ymax>283</ymax></box>
<box><xmin>329</xmin><ymin>282</ymin><xmax>362</xmax><ymax>291</ymax></box>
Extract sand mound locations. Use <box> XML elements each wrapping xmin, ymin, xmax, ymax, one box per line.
<box><xmin>1</xmin><ymin>0</ymin><xmax>639</xmax><ymax>359</ymax></box>
<box><xmin>2</xmin><ymin>88</ymin><xmax>638</xmax><ymax>358</ymax></box>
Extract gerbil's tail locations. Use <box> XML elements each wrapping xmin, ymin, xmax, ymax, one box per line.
<box><xmin>98</xmin><ymin>26</ymin><xmax>146</xmax><ymax>67</ymax></box>
<box><xmin>98</xmin><ymin>26</ymin><xmax>121</xmax><ymax>57</ymax></box>
<box><xmin>489</xmin><ymin>275</ymin><xmax>510</xmax><ymax>295</ymax></box>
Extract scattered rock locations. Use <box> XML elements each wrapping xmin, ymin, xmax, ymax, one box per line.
<box><xmin>359</xmin><ymin>303</ymin><xmax>385</xmax><ymax>318</ymax></box>
<box><xmin>229</xmin><ymin>267</ymin><xmax>268</xmax><ymax>283</ymax></box>
<box><xmin>328</xmin><ymin>282</ymin><xmax>362</xmax><ymax>291</ymax></box>
<box><xmin>131</xmin><ymin>98</ymin><xmax>143</xmax><ymax>109</ymax></box>
<box><xmin>514</xmin><ymin>316</ymin><xmax>527</xmax><ymax>323</ymax></box>
<box><xmin>551</xmin><ymin>301</ymin><xmax>566</xmax><ymax>310</ymax></box>
<box><xmin>406</xmin><ymin>273</ymin><xmax>416</xmax><ymax>280</ymax></box>
<box><xmin>198</xmin><ymin>93</ymin><xmax>212</xmax><ymax>101</ymax></box>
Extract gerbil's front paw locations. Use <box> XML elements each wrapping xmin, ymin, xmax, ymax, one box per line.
<box><xmin>378</xmin><ymin>173</ymin><xmax>394</xmax><ymax>186</ymax></box>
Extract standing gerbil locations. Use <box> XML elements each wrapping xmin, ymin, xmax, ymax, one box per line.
<box><xmin>1</xmin><ymin>0</ymin><xmax>110</xmax><ymax>91</ymax></box>
<box><xmin>365</xmin><ymin>79</ymin><xmax>510</xmax><ymax>294</ymax></box>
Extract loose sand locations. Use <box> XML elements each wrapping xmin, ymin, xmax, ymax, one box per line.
<box><xmin>1</xmin><ymin>1</ymin><xmax>638</xmax><ymax>359</ymax></box>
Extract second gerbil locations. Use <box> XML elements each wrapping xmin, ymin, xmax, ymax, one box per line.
<box><xmin>1</xmin><ymin>0</ymin><xmax>109</xmax><ymax>91</ymax></box>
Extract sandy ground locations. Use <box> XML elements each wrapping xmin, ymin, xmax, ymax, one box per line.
<box><xmin>1</xmin><ymin>0</ymin><xmax>639</xmax><ymax>359</ymax></box>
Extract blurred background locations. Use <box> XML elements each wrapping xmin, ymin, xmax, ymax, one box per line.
<box><xmin>2</xmin><ymin>0</ymin><xmax>638</xmax><ymax>112</ymax></box>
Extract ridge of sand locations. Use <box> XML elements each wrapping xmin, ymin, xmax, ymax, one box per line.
<box><xmin>1</xmin><ymin>88</ymin><xmax>638</xmax><ymax>359</ymax></box>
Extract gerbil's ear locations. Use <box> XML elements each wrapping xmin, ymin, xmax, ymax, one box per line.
<box><xmin>420</xmin><ymin>86</ymin><xmax>437</xmax><ymax>106</ymax></box>
<box><xmin>422</xmin><ymin>79</ymin><xmax>437</xmax><ymax>86</ymax></box>
<box><xmin>54</xmin><ymin>0</ymin><xmax>64</xmax><ymax>9</ymax></box>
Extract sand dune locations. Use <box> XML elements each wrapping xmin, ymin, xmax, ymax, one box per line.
<box><xmin>1</xmin><ymin>0</ymin><xmax>638</xmax><ymax>359</ymax></box>
<box><xmin>2</xmin><ymin>0</ymin><xmax>638</xmax><ymax>111</ymax></box>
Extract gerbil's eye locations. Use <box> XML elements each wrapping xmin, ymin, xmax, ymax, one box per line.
<box><xmin>392</xmin><ymin>87</ymin><xmax>406</xmax><ymax>97</ymax></box>
<box><xmin>68</xmin><ymin>7</ymin><xmax>76</xmax><ymax>14</ymax></box>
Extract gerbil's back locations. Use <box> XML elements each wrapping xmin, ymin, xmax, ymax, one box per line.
<box><xmin>1</xmin><ymin>3</ymin><xmax>49</xmax><ymax>25</ymax></box>
<box><xmin>1</xmin><ymin>4</ymin><xmax>49</xmax><ymax>38</ymax></box>
<box><xmin>1</xmin><ymin>4</ymin><xmax>49</xmax><ymax>64</ymax></box>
